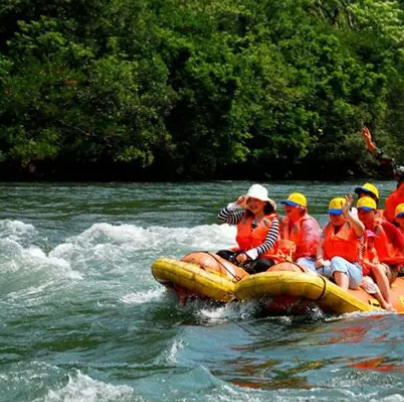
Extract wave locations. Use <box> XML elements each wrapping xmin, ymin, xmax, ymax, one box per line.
<box><xmin>41</xmin><ymin>371</ymin><xmax>134</xmax><ymax>402</ymax></box>
<box><xmin>121</xmin><ymin>289</ymin><xmax>166</xmax><ymax>305</ymax></box>
<box><xmin>51</xmin><ymin>222</ymin><xmax>236</xmax><ymax>256</ymax></box>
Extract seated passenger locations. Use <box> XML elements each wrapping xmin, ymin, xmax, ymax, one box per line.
<box><xmin>394</xmin><ymin>203</ymin><xmax>404</xmax><ymax>235</ymax></box>
<box><xmin>315</xmin><ymin>195</ymin><xmax>364</xmax><ymax>290</ymax></box>
<box><xmin>217</xmin><ymin>184</ymin><xmax>281</xmax><ymax>274</ymax></box>
<box><xmin>279</xmin><ymin>192</ymin><xmax>321</xmax><ymax>271</ymax></box>
<box><xmin>354</xmin><ymin>182</ymin><xmax>383</xmax><ymax>219</ymax></box>
<box><xmin>361</xmin><ymin>230</ymin><xmax>394</xmax><ymax>311</ymax></box>
<box><xmin>385</xmin><ymin>179</ymin><xmax>404</xmax><ymax>223</ymax></box>
<box><xmin>357</xmin><ymin>196</ymin><xmax>404</xmax><ymax>284</ymax></box>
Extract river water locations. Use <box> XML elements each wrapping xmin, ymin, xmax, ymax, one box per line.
<box><xmin>1</xmin><ymin>181</ymin><xmax>404</xmax><ymax>402</ymax></box>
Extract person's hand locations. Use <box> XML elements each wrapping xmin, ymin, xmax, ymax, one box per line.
<box><xmin>236</xmin><ymin>253</ymin><xmax>249</xmax><ymax>264</ymax></box>
<box><xmin>315</xmin><ymin>258</ymin><xmax>331</xmax><ymax>269</ymax></box>
<box><xmin>343</xmin><ymin>194</ymin><xmax>354</xmax><ymax>217</ymax></box>
<box><xmin>236</xmin><ymin>195</ymin><xmax>248</xmax><ymax>208</ymax></box>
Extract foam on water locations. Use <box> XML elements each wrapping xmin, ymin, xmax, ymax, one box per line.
<box><xmin>0</xmin><ymin>237</ymin><xmax>82</xmax><ymax>300</ymax></box>
<box><xmin>51</xmin><ymin>222</ymin><xmax>236</xmax><ymax>258</ymax></box>
<box><xmin>121</xmin><ymin>288</ymin><xmax>165</xmax><ymax>305</ymax></box>
<box><xmin>42</xmin><ymin>371</ymin><xmax>134</xmax><ymax>402</ymax></box>
<box><xmin>374</xmin><ymin>396</ymin><xmax>404</xmax><ymax>402</ymax></box>
<box><xmin>0</xmin><ymin>219</ymin><xmax>36</xmax><ymax>243</ymax></box>
<box><xmin>155</xmin><ymin>338</ymin><xmax>185</xmax><ymax>366</ymax></box>
<box><xmin>197</xmin><ymin>301</ymin><xmax>260</xmax><ymax>324</ymax></box>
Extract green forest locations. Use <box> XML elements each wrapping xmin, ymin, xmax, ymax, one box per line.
<box><xmin>1</xmin><ymin>0</ymin><xmax>404</xmax><ymax>180</ymax></box>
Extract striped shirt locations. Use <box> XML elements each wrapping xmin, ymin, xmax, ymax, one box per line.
<box><xmin>218</xmin><ymin>205</ymin><xmax>279</xmax><ymax>258</ymax></box>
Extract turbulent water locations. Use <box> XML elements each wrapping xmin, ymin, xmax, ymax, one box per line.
<box><xmin>1</xmin><ymin>181</ymin><xmax>404</xmax><ymax>402</ymax></box>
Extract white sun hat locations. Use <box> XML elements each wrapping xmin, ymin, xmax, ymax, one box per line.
<box><xmin>245</xmin><ymin>184</ymin><xmax>277</xmax><ymax>211</ymax></box>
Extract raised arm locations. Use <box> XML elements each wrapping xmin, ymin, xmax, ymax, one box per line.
<box><xmin>217</xmin><ymin>196</ymin><xmax>246</xmax><ymax>225</ymax></box>
<box><xmin>343</xmin><ymin>194</ymin><xmax>364</xmax><ymax>237</ymax></box>
<box><xmin>361</xmin><ymin>127</ymin><xmax>403</xmax><ymax>179</ymax></box>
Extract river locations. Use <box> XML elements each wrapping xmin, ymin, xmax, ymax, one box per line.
<box><xmin>1</xmin><ymin>181</ymin><xmax>404</xmax><ymax>402</ymax></box>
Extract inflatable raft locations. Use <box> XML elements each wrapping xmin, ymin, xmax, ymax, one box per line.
<box><xmin>151</xmin><ymin>252</ymin><xmax>249</xmax><ymax>303</ymax></box>
<box><xmin>152</xmin><ymin>253</ymin><xmax>404</xmax><ymax>314</ymax></box>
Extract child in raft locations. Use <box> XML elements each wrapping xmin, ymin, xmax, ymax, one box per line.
<box><xmin>361</xmin><ymin>230</ymin><xmax>395</xmax><ymax>311</ymax></box>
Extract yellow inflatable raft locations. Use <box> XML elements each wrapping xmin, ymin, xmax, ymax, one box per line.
<box><xmin>235</xmin><ymin>262</ymin><xmax>404</xmax><ymax>314</ymax></box>
<box><xmin>151</xmin><ymin>252</ymin><xmax>248</xmax><ymax>303</ymax></box>
<box><xmin>234</xmin><ymin>270</ymin><xmax>375</xmax><ymax>315</ymax></box>
<box><xmin>152</xmin><ymin>253</ymin><xmax>404</xmax><ymax>314</ymax></box>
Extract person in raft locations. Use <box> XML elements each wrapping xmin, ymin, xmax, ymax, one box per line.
<box><xmin>217</xmin><ymin>184</ymin><xmax>280</xmax><ymax>274</ymax></box>
<box><xmin>356</xmin><ymin>196</ymin><xmax>404</xmax><ymax>285</ymax></box>
<box><xmin>387</xmin><ymin>203</ymin><xmax>404</xmax><ymax>278</ymax></box>
<box><xmin>394</xmin><ymin>203</ymin><xmax>404</xmax><ymax>236</ymax></box>
<box><xmin>361</xmin><ymin>230</ymin><xmax>395</xmax><ymax>311</ymax></box>
<box><xmin>315</xmin><ymin>195</ymin><xmax>364</xmax><ymax>290</ymax></box>
<box><xmin>279</xmin><ymin>192</ymin><xmax>321</xmax><ymax>271</ymax></box>
<box><xmin>354</xmin><ymin>182</ymin><xmax>383</xmax><ymax>219</ymax></box>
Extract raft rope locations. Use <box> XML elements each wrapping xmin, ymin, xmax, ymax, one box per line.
<box><xmin>313</xmin><ymin>275</ymin><xmax>327</xmax><ymax>302</ymax></box>
<box><xmin>288</xmin><ymin>261</ymin><xmax>307</xmax><ymax>273</ymax></box>
<box><xmin>201</xmin><ymin>251</ymin><xmax>242</xmax><ymax>282</ymax></box>
<box><xmin>182</xmin><ymin>251</ymin><xmax>243</xmax><ymax>281</ymax></box>
<box><xmin>183</xmin><ymin>251</ymin><xmax>312</xmax><ymax>281</ymax></box>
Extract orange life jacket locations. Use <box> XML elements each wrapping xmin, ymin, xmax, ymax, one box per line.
<box><xmin>373</xmin><ymin>220</ymin><xmax>402</xmax><ymax>261</ymax></box>
<box><xmin>323</xmin><ymin>221</ymin><xmax>363</xmax><ymax>263</ymax></box>
<box><xmin>363</xmin><ymin>246</ymin><xmax>378</xmax><ymax>276</ymax></box>
<box><xmin>385</xmin><ymin>186</ymin><xmax>404</xmax><ymax>223</ymax></box>
<box><xmin>235</xmin><ymin>213</ymin><xmax>279</xmax><ymax>259</ymax></box>
<box><xmin>281</xmin><ymin>214</ymin><xmax>321</xmax><ymax>259</ymax></box>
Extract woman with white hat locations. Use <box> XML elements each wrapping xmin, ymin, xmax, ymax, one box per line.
<box><xmin>217</xmin><ymin>184</ymin><xmax>280</xmax><ymax>274</ymax></box>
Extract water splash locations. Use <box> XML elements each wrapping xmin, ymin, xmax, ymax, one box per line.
<box><xmin>41</xmin><ymin>371</ymin><xmax>134</xmax><ymax>402</ymax></box>
<box><xmin>121</xmin><ymin>289</ymin><xmax>165</xmax><ymax>305</ymax></box>
<box><xmin>52</xmin><ymin>222</ymin><xmax>236</xmax><ymax>257</ymax></box>
<box><xmin>197</xmin><ymin>301</ymin><xmax>260</xmax><ymax>324</ymax></box>
<box><xmin>0</xmin><ymin>219</ymin><xmax>36</xmax><ymax>243</ymax></box>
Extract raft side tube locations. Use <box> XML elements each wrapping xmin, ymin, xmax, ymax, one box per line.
<box><xmin>151</xmin><ymin>258</ymin><xmax>236</xmax><ymax>302</ymax></box>
<box><xmin>234</xmin><ymin>271</ymin><xmax>376</xmax><ymax>314</ymax></box>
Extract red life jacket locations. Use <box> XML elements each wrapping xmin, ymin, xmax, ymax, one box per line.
<box><xmin>281</xmin><ymin>214</ymin><xmax>321</xmax><ymax>259</ymax></box>
<box><xmin>323</xmin><ymin>221</ymin><xmax>363</xmax><ymax>264</ymax></box>
<box><xmin>373</xmin><ymin>220</ymin><xmax>402</xmax><ymax>260</ymax></box>
<box><xmin>363</xmin><ymin>246</ymin><xmax>378</xmax><ymax>276</ymax></box>
<box><xmin>235</xmin><ymin>213</ymin><xmax>279</xmax><ymax>259</ymax></box>
<box><xmin>385</xmin><ymin>185</ymin><xmax>404</xmax><ymax>223</ymax></box>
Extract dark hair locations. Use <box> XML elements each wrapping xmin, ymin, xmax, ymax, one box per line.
<box><xmin>264</xmin><ymin>202</ymin><xmax>275</xmax><ymax>215</ymax></box>
<box><xmin>244</xmin><ymin>201</ymin><xmax>275</xmax><ymax>218</ymax></box>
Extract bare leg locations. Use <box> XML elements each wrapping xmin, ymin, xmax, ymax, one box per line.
<box><xmin>374</xmin><ymin>290</ymin><xmax>395</xmax><ymax>312</ymax></box>
<box><xmin>334</xmin><ymin>272</ymin><xmax>349</xmax><ymax>290</ymax></box>
<box><xmin>371</xmin><ymin>265</ymin><xmax>392</xmax><ymax>304</ymax></box>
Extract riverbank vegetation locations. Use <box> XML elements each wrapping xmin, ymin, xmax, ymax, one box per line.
<box><xmin>1</xmin><ymin>0</ymin><xmax>404</xmax><ymax>180</ymax></box>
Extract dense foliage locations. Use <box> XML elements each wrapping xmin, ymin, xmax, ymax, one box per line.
<box><xmin>1</xmin><ymin>0</ymin><xmax>404</xmax><ymax>180</ymax></box>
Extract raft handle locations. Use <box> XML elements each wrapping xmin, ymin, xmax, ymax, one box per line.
<box><xmin>313</xmin><ymin>276</ymin><xmax>327</xmax><ymax>301</ymax></box>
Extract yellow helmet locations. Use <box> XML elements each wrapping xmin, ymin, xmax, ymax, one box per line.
<box><xmin>356</xmin><ymin>196</ymin><xmax>377</xmax><ymax>211</ymax></box>
<box><xmin>354</xmin><ymin>183</ymin><xmax>379</xmax><ymax>201</ymax></box>
<box><xmin>328</xmin><ymin>198</ymin><xmax>346</xmax><ymax>215</ymax></box>
<box><xmin>281</xmin><ymin>192</ymin><xmax>307</xmax><ymax>208</ymax></box>
<box><xmin>395</xmin><ymin>203</ymin><xmax>404</xmax><ymax>218</ymax></box>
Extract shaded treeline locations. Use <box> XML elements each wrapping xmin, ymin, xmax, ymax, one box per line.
<box><xmin>1</xmin><ymin>0</ymin><xmax>404</xmax><ymax>180</ymax></box>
